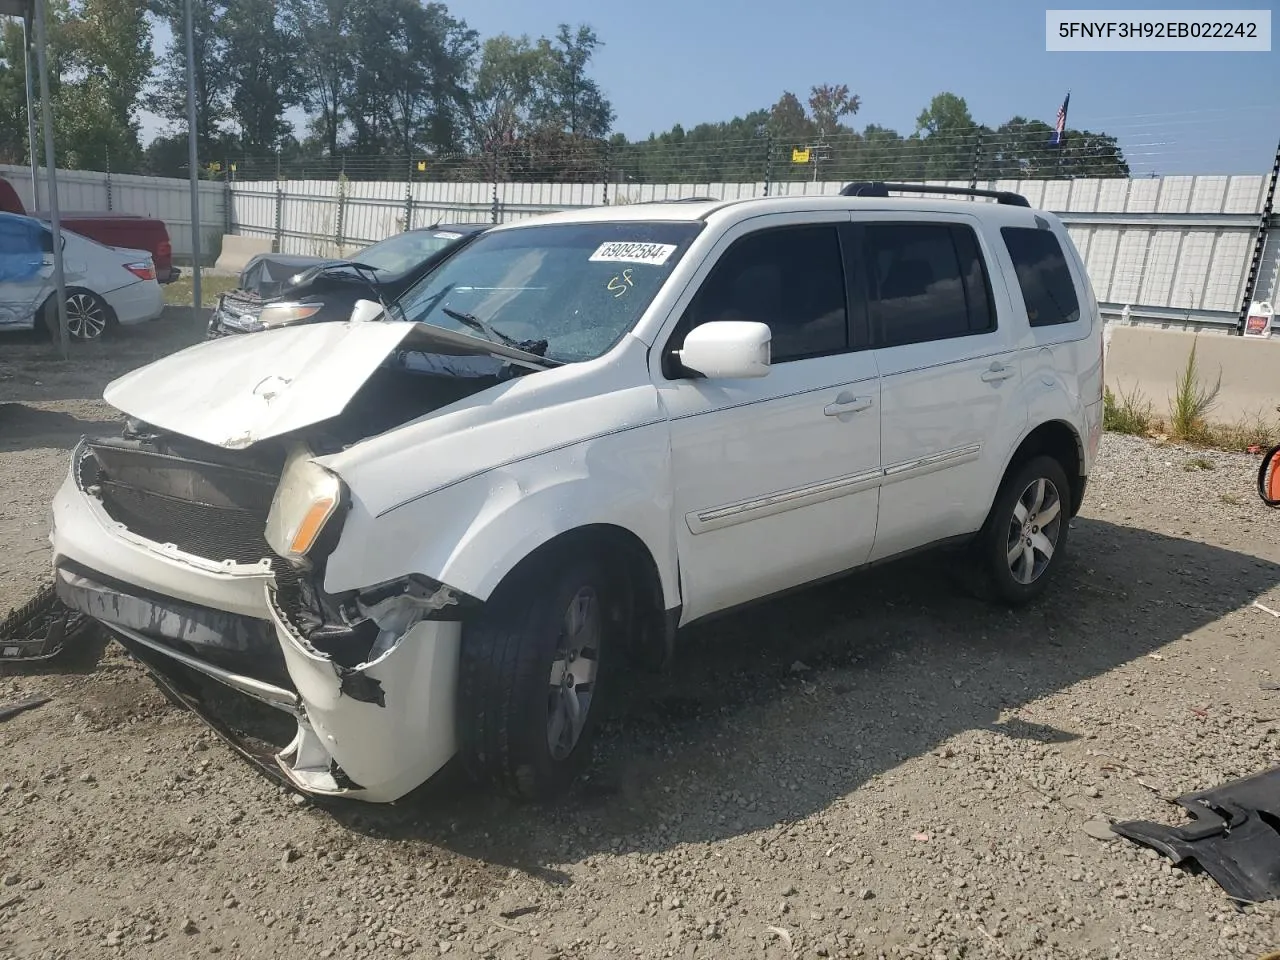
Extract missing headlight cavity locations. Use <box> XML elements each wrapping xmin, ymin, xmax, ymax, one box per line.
<box><xmin>273</xmin><ymin>574</ymin><xmax>478</xmax><ymax>705</ymax></box>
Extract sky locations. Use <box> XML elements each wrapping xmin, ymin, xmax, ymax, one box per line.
<box><xmin>140</xmin><ymin>0</ymin><xmax>1280</xmax><ymax>175</ymax></box>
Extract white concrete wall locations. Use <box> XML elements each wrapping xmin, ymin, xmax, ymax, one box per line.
<box><xmin>1105</xmin><ymin>324</ymin><xmax>1280</xmax><ymax>425</ymax></box>
<box><xmin>0</xmin><ymin>164</ymin><xmax>226</xmax><ymax>262</ymax></box>
<box><xmin>227</xmin><ymin>174</ymin><xmax>1277</xmax><ymax>325</ymax></box>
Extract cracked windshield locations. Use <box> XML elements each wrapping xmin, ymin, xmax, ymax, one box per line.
<box><xmin>395</xmin><ymin>222</ymin><xmax>702</xmax><ymax>362</ymax></box>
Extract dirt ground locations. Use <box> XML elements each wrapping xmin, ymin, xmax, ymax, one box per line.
<box><xmin>1</xmin><ymin>311</ymin><xmax>1279</xmax><ymax>960</ymax></box>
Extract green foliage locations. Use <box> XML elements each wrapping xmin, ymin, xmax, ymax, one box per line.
<box><xmin>150</xmin><ymin>0</ymin><xmax>231</xmax><ymax>158</ymax></box>
<box><xmin>0</xmin><ymin>3</ymin><xmax>1131</xmax><ymax>185</ymax></box>
<box><xmin>1103</xmin><ymin>384</ymin><xmax>1154</xmax><ymax>436</ymax></box>
<box><xmin>1168</xmin><ymin>339</ymin><xmax>1222</xmax><ymax>443</ymax></box>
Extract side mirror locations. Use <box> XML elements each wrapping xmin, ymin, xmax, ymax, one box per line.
<box><xmin>675</xmin><ymin>321</ymin><xmax>771</xmax><ymax>380</ymax></box>
<box><xmin>349</xmin><ymin>299</ymin><xmax>383</xmax><ymax>324</ymax></box>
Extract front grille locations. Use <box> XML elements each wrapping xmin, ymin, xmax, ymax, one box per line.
<box><xmin>81</xmin><ymin>440</ymin><xmax>295</xmax><ymax>585</ymax></box>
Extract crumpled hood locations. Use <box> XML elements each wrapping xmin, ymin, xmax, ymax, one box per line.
<box><xmin>239</xmin><ymin>253</ymin><xmax>345</xmax><ymax>297</ymax></box>
<box><xmin>103</xmin><ymin>321</ymin><xmax>554</xmax><ymax>450</ymax></box>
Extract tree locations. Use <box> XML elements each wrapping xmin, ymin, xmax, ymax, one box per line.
<box><xmin>281</xmin><ymin>0</ymin><xmax>352</xmax><ymax>157</ymax></box>
<box><xmin>338</xmin><ymin>0</ymin><xmax>476</xmax><ymax>160</ymax></box>
<box><xmin>533</xmin><ymin>24</ymin><xmax>613</xmax><ymax>138</ymax></box>
<box><xmin>53</xmin><ymin>0</ymin><xmax>152</xmax><ymax>171</ymax></box>
<box><xmin>808</xmin><ymin>83</ymin><xmax>859</xmax><ymax>136</ymax></box>
<box><xmin>990</xmin><ymin>116</ymin><xmax>1129</xmax><ymax>179</ymax></box>
<box><xmin>468</xmin><ymin>33</ymin><xmax>555</xmax><ymax>149</ymax></box>
<box><xmin>768</xmin><ymin>91</ymin><xmax>812</xmax><ymax>146</ymax></box>
<box><xmin>0</xmin><ymin>21</ymin><xmax>33</xmax><ymax>165</ymax></box>
<box><xmin>222</xmin><ymin>0</ymin><xmax>298</xmax><ymax>155</ymax></box>
<box><xmin>914</xmin><ymin>92</ymin><xmax>979</xmax><ymax>179</ymax></box>
<box><xmin>149</xmin><ymin>0</ymin><xmax>231</xmax><ymax>158</ymax></box>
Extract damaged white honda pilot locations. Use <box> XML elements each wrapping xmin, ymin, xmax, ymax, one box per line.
<box><xmin>51</xmin><ymin>184</ymin><xmax>1103</xmax><ymax>803</ymax></box>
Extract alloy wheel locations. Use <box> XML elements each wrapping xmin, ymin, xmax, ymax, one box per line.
<box><xmin>546</xmin><ymin>585</ymin><xmax>602</xmax><ymax>761</ymax></box>
<box><xmin>1005</xmin><ymin>477</ymin><xmax>1063</xmax><ymax>585</ymax></box>
<box><xmin>65</xmin><ymin>294</ymin><xmax>107</xmax><ymax>340</ymax></box>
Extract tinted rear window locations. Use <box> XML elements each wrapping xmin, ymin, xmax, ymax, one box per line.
<box><xmin>865</xmin><ymin>223</ymin><xmax>994</xmax><ymax>348</ymax></box>
<box><xmin>1001</xmin><ymin>227</ymin><xmax>1081</xmax><ymax>327</ymax></box>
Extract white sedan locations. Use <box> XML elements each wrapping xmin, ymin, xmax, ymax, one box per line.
<box><xmin>0</xmin><ymin>212</ymin><xmax>164</xmax><ymax>340</ymax></box>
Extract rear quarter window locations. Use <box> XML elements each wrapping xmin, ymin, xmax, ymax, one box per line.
<box><xmin>1000</xmin><ymin>227</ymin><xmax>1081</xmax><ymax>328</ymax></box>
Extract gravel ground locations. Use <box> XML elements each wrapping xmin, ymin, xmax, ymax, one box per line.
<box><xmin>2</xmin><ymin>314</ymin><xmax>1279</xmax><ymax>960</ymax></box>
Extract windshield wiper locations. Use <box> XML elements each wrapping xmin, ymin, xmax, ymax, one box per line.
<box><xmin>339</xmin><ymin>261</ymin><xmax>407</xmax><ymax>322</ymax></box>
<box><xmin>441</xmin><ymin>306</ymin><xmax>549</xmax><ymax>358</ymax></box>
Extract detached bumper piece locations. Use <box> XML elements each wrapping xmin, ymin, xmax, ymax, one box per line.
<box><xmin>1</xmin><ymin>581</ymin><xmax>94</xmax><ymax>662</ymax></box>
<box><xmin>1112</xmin><ymin>766</ymin><xmax>1280</xmax><ymax>903</ymax></box>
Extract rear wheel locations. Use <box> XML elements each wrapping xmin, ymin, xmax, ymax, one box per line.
<box><xmin>975</xmin><ymin>455</ymin><xmax>1072</xmax><ymax>606</ymax></box>
<box><xmin>44</xmin><ymin>291</ymin><xmax>112</xmax><ymax>341</ymax></box>
<box><xmin>458</xmin><ymin>558</ymin><xmax>615</xmax><ymax>801</ymax></box>
<box><xmin>65</xmin><ymin>292</ymin><xmax>111</xmax><ymax>340</ymax></box>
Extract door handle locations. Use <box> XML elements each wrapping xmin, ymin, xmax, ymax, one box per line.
<box><xmin>824</xmin><ymin>394</ymin><xmax>874</xmax><ymax>417</ymax></box>
<box><xmin>980</xmin><ymin>362</ymin><xmax>1016</xmax><ymax>383</ymax></box>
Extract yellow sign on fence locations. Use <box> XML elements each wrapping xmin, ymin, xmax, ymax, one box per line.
<box><xmin>791</xmin><ymin>148</ymin><xmax>811</xmax><ymax>164</ymax></box>
<box><xmin>417</xmin><ymin>160</ymin><xmax>427</xmax><ymax>172</ymax></box>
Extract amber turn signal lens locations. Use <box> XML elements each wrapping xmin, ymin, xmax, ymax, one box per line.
<box><xmin>289</xmin><ymin>496</ymin><xmax>337</xmax><ymax>555</ymax></box>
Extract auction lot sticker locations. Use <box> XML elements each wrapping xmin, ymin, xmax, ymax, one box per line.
<box><xmin>589</xmin><ymin>242</ymin><xmax>678</xmax><ymax>266</ymax></box>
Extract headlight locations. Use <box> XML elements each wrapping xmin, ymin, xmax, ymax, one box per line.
<box><xmin>265</xmin><ymin>447</ymin><xmax>344</xmax><ymax>566</ymax></box>
<box><xmin>256</xmin><ymin>302</ymin><xmax>325</xmax><ymax>329</ymax></box>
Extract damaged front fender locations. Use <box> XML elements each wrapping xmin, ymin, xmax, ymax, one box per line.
<box><xmin>266</xmin><ymin>585</ymin><xmax>461</xmax><ymax>801</ymax></box>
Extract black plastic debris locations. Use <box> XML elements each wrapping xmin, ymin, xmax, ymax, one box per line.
<box><xmin>0</xmin><ymin>582</ymin><xmax>92</xmax><ymax>663</ymax></box>
<box><xmin>1112</xmin><ymin>766</ymin><xmax>1280</xmax><ymax>903</ymax></box>
<box><xmin>0</xmin><ymin>695</ymin><xmax>51</xmax><ymax>722</ymax></box>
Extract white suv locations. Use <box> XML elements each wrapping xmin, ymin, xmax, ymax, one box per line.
<box><xmin>50</xmin><ymin>185</ymin><xmax>1104</xmax><ymax>803</ymax></box>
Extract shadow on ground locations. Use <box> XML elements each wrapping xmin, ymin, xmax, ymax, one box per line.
<box><xmin>0</xmin><ymin>307</ymin><xmax>207</xmax><ymax>407</ymax></box>
<box><xmin>299</xmin><ymin>516</ymin><xmax>1280</xmax><ymax>879</ymax></box>
<box><xmin>0</xmin><ymin>404</ymin><xmax>121</xmax><ymax>452</ymax></box>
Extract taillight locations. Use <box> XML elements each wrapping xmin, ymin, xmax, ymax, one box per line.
<box><xmin>157</xmin><ymin>240</ymin><xmax>171</xmax><ymax>258</ymax></box>
<box><xmin>125</xmin><ymin>261</ymin><xmax>157</xmax><ymax>281</ymax></box>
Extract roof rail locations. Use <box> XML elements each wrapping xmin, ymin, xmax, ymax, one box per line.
<box><xmin>840</xmin><ymin>181</ymin><xmax>1030</xmax><ymax>208</ymax></box>
<box><xmin>637</xmin><ymin>196</ymin><xmax>721</xmax><ymax>204</ymax></box>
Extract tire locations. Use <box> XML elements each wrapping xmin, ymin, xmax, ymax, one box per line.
<box><xmin>974</xmin><ymin>454</ymin><xmax>1072</xmax><ymax>606</ymax></box>
<box><xmin>43</xmin><ymin>291</ymin><xmax>112</xmax><ymax>341</ymax></box>
<box><xmin>65</xmin><ymin>291</ymin><xmax>112</xmax><ymax>340</ymax></box>
<box><xmin>458</xmin><ymin>557</ymin><xmax>615</xmax><ymax>801</ymax></box>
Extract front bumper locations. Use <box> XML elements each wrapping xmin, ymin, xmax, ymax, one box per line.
<box><xmin>50</xmin><ymin>450</ymin><xmax>463</xmax><ymax>802</ymax></box>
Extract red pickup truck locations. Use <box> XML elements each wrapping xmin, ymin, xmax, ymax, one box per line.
<box><xmin>0</xmin><ymin>175</ymin><xmax>177</xmax><ymax>283</ymax></box>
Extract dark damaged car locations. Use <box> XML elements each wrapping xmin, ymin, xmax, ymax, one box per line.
<box><xmin>208</xmin><ymin>223</ymin><xmax>487</xmax><ymax>337</ymax></box>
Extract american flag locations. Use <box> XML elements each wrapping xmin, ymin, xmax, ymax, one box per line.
<box><xmin>1049</xmin><ymin>93</ymin><xmax>1070</xmax><ymax>146</ymax></box>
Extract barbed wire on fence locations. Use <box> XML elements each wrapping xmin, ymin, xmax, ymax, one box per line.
<box><xmin>196</xmin><ymin>109</ymin><xmax>1279</xmax><ymax>187</ymax></box>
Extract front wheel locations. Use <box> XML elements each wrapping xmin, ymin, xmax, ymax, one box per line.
<box><xmin>975</xmin><ymin>455</ymin><xmax>1072</xmax><ymax>606</ymax></box>
<box><xmin>457</xmin><ymin>558</ymin><xmax>615</xmax><ymax>800</ymax></box>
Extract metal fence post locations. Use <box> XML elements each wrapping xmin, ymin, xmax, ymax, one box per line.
<box><xmin>335</xmin><ymin>163</ymin><xmax>348</xmax><ymax>254</ymax></box>
<box><xmin>273</xmin><ymin>149</ymin><xmax>284</xmax><ymax>253</ymax></box>
<box><xmin>490</xmin><ymin>141</ymin><xmax>501</xmax><ymax>224</ymax></box>
<box><xmin>105</xmin><ymin>149</ymin><xmax>112</xmax><ymax>211</ymax></box>
<box><xmin>404</xmin><ymin>159</ymin><xmax>415</xmax><ymax>231</ymax></box>
<box><xmin>223</xmin><ymin>158</ymin><xmax>233</xmax><ymax>238</ymax></box>
<box><xmin>969</xmin><ymin>128</ymin><xmax>984</xmax><ymax>191</ymax></box>
<box><xmin>1235</xmin><ymin>138</ymin><xmax>1280</xmax><ymax>335</ymax></box>
<box><xmin>601</xmin><ymin>140</ymin><xmax>610</xmax><ymax>207</ymax></box>
<box><xmin>764</xmin><ymin>135</ymin><xmax>774</xmax><ymax>198</ymax></box>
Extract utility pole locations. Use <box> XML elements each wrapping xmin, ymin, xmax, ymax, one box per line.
<box><xmin>21</xmin><ymin>12</ymin><xmax>39</xmax><ymax>208</ymax></box>
<box><xmin>184</xmin><ymin>0</ymin><xmax>202</xmax><ymax>313</ymax></box>
<box><xmin>34</xmin><ymin>0</ymin><xmax>68</xmax><ymax>358</ymax></box>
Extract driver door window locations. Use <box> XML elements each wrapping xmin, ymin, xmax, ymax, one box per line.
<box><xmin>678</xmin><ymin>225</ymin><xmax>849</xmax><ymax>363</ymax></box>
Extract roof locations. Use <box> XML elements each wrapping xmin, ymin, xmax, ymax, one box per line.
<box><xmin>488</xmin><ymin>193</ymin><xmax>1055</xmax><ymax>232</ymax></box>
